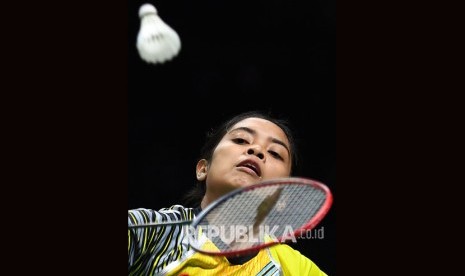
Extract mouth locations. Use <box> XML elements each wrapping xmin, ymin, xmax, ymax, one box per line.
<box><xmin>236</xmin><ymin>159</ymin><xmax>261</xmax><ymax>177</ymax></box>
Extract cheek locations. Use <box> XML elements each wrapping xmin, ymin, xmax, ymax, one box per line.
<box><xmin>267</xmin><ymin>162</ymin><xmax>292</xmax><ymax>177</ymax></box>
<box><xmin>211</xmin><ymin>143</ymin><xmax>240</xmax><ymax>161</ymax></box>
<box><xmin>209</xmin><ymin>146</ymin><xmax>235</xmax><ymax>170</ymax></box>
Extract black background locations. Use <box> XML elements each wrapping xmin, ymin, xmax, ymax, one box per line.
<box><xmin>128</xmin><ymin>0</ymin><xmax>335</xmax><ymax>274</ymax></box>
<box><xmin>5</xmin><ymin>0</ymin><xmax>460</xmax><ymax>275</ymax></box>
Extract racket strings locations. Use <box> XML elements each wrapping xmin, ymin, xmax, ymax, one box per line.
<box><xmin>266</xmin><ymin>185</ymin><xmax>326</xmax><ymax>237</ymax></box>
<box><xmin>193</xmin><ymin>183</ymin><xmax>327</xmax><ymax>253</ymax></box>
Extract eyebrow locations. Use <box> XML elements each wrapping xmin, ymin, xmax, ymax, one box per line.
<box><xmin>229</xmin><ymin>126</ymin><xmax>291</xmax><ymax>155</ymax></box>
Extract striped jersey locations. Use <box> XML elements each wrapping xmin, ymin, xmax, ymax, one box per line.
<box><xmin>128</xmin><ymin>205</ymin><xmax>327</xmax><ymax>276</ymax></box>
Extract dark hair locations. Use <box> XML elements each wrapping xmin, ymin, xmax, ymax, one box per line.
<box><xmin>182</xmin><ymin>110</ymin><xmax>300</xmax><ymax>206</ymax></box>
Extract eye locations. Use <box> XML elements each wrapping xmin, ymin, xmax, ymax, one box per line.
<box><xmin>232</xmin><ymin>138</ymin><xmax>249</xmax><ymax>144</ymax></box>
<box><xmin>269</xmin><ymin>151</ymin><xmax>283</xmax><ymax>160</ymax></box>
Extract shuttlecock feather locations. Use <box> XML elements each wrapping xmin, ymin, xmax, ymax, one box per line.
<box><xmin>137</xmin><ymin>3</ymin><xmax>181</xmax><ymax>64</ymax></box>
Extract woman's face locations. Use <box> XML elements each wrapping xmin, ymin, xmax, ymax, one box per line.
<box><xmin>198</xmin><ymin>117</ymin><xmax>292</xmax><ymax>207</ymax></box>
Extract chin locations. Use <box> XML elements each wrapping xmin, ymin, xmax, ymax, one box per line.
<box><xmin>231</xmin><ymin>176</ymin><xmax>257</xmax><ymax>188</ymax></box>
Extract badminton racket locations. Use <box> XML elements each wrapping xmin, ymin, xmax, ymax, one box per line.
<box><xmin>129</xmin><ymin>177</ymin><xmax>333</xmax><ymax>257</ymax></box>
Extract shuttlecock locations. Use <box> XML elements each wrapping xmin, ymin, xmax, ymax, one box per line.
<box><xmin>137</xmin><ymin>3</ymin><xmax>181</xmax><ymax>64</ymax></box>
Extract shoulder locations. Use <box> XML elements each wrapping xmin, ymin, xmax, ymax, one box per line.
<box><xmin>129</xmin><ymin>204</ymin><xmax>193</xmax><ymax>214</ymax></box>
<box><xmin>128</xmin><ymin>205</ymin><xmax>196</xmax><ymax>223</ymax></box>
<box><xmin>160</xmin><ymin>204</ymin><xmax>195</xmax><ymax>213</ymax></box>
<box><xmin>269</xmin><ymin>244</ymin><xmax>327</xmax><ymax>276</ymax></box>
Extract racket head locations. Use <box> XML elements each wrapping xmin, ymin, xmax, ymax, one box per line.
<box><xmin>187</xmin><ymin>177</ymin><xmax>333</xmax><ymax>257</ymax></box>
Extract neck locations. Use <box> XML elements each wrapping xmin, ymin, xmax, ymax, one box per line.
<box><xmin>200</xmin><ymin>196</ymin><xmax>211</xmax><ymax>209</ymax></box>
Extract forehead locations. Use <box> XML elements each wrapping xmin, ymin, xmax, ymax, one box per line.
<box><xmin>229</xmin><ymin>117</ymin><xmax>290</xmax><ymax>145</ymax></box>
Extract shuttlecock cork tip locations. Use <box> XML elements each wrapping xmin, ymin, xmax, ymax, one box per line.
<box><xmin>139</xmin><ymin>3</ymin><xmax>157</xmax><ymax>18</ymax></box>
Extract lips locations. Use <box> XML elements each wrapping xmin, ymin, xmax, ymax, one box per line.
<box><xmin>237</xmin><ymin>159</ymin><xmax>261</xmax><ymax>177</ymax></box>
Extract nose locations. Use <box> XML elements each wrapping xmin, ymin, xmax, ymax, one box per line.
<box><xmin>247</xmin><ymin>147</ymin><xmax>265</xmax><ymax>160</ymax></box>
